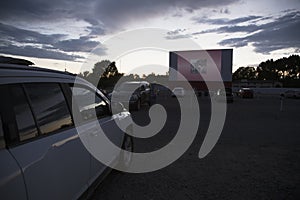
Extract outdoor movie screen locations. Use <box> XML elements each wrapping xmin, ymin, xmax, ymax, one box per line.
<box><xmin>169</xmin><ymin>49</ymin><xmax>232</xmax><ymax>82</ymax></box>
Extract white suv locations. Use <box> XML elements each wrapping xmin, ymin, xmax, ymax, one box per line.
<box><xmin>0</xmin><ymin>64</ymin><xmax>133</xmax><ymax>200</ymax></box>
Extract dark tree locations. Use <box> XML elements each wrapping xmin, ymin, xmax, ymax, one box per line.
<box><xmin>233</xmin><ymin>67</ymin><xmax>257</xmax><ymax>80</ymax></box>
<box><xmin>233</xmin><ymin>55</ymin><xmax>300</xmax><ymax>87</ymax></box>
<box><xmin>81</xmin><ymin>60</ymin><xmax>124</xmax><ymax>90</ymax></box>
<box><xmin>256</xmin><ymin>55</ymin><xmax>300</xmax><ymax>80</ymax></box>
<box><xmin>92</xmin><ymin>60</ymin><xmax>111</xmax><ymax>78</ymax></box>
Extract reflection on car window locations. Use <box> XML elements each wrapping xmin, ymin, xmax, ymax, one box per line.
<box><xmin>71</xmin><ymin>86</ymin><xmax>109</xmax><ymax>121</ymax></box>
<box><xmin>25</xmin><ymin>83</ymin><xmax>73</xmax><ymax>135</ymax></box>
<box><xmin>10</xmin><ymin>85</ymin><xmax>38</xmax><ymax>141</ymax></box>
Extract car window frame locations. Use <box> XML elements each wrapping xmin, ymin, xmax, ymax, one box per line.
<box><xmin>68</xmin><ymin>83</ymin><xmax>112</xmax><ymax>125</ymax></box>
<box><xmin>1</xmin><ymin>82</ymin><xmax>76</xmax><ymax>147</ymax></box>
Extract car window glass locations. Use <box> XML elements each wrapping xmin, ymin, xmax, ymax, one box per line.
<box><xmin>25</xmin><ymin>83</ymin><xmax>73</xmax><ymax>135</ymax></box>
<box><xmin>0</xmin><ymin>115</ymin><xmax>5</xmax><ymax>148</ymax></box>
<box><xmin>71</xmin><ymin>86</ymin><xmax>110</xmax><ymax>121</ymax></box>
<box><xmin>10</xmin><ymin>85</ymin><xmax>38</xmax><ymax>141</ymax></box>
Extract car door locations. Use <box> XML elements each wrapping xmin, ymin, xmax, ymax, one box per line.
<box><xmin>70</xmin><ymin>84</ymin><xmax>124</xmax><ymax>187</ymax></box>
<box><xmin>6</xmin><ymin>83</ymin><xmax>91</xmax><ymax>200</ymax></box>
<box><xmin>0</xmin><ymin>103</ymin><xmax>27</xmax><ymax>200</ymax></box>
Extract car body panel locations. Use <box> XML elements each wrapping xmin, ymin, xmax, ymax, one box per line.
<box><xmin>9</xmin><ymin>128</ymin><xmax>90</xmax><ymax>200</ymax></box>
<box><xmin>0</xmin><ymin>149</ymin><xmax>27</xmax><ymax>200</ymax></box>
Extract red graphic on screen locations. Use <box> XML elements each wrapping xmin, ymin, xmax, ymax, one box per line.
<box><xmin>175</xmin><ymin>50</ymin><xmax>222</xmax><ymax>81</ymax></box>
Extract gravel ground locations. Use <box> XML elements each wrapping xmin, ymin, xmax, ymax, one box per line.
<box><xmin>91</xmin><ymin>95</ymin><xmax>300</xmax><ymax>200</ymax></box>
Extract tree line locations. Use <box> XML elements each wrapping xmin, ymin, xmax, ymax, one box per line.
<box><xmin>78</xmin><ymin>60</ymin><xmax>169</xmax><ymax>91</ymax></box>
<box><xmin>233</xmin><ymin>55</ymin><xmax>300</xmax><ymax>81</ymax></box>
<box><xmin>80</xmin><ymin>55</ymin><xmax>300</xmax><ymax>90</ymax></box>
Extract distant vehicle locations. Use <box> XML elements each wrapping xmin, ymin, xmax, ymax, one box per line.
<box><xmin>0</xmin><ymin>64</ymin><xmax>133</xmax><ymax>200</ymax></box>
<box><xmin>151</xmin><ymin>83</ymin><xmax>169</xmax><ymax>95</ymax></box>
<box><xmin>203</xmin><ymin>90</ymin><xmax>216</xmax><ymax>97</ymax></box>
<box><xmin>172</xmin><ymin>87</ymin><xmax>185</xmax><ymax>97</ymax></box>
<box><xmin>281</xmin><ymin>90</ymin><xmax>300</xmax><ymax>98</ymax></box>
<box><xmin>192</xmin><ymin>88</ymin><xmax>202</xmax><ymax>97</ymax></box>
<box><xmin>111</xmin><ymin>81</ymin><xmax>151</xmax><ymax>111</ymax></box>
<box><xmin>296</xmin><ymin>91</ymin><xmax>300</xmax><ymax>98</ymax></box>
<box><xmin>215</xmin><ymin>88</ymin><xmax>233</xmax><ymax>103</ymax></box>
<box><xmin>238</xmin><ymin>88</ymin><xmax>254</xmax><ymax>98</ymax></box>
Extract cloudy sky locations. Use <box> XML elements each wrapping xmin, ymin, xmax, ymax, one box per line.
<box><xmin>0</xmin><ymin>0</ymin><xmax>299</xmax><ymax>74</ymax></box>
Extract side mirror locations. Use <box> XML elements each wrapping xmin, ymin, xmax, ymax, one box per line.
<box><xmin>111</xmin><ymin>102</ymin><xmax>125</xmax><ymax>114</ymax></box>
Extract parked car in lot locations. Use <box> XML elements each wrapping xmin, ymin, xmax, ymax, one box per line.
<box><xmin>281</xmin><ymin>90</ymin><xmax>300</xmax><ymax>98</ymax></box>
<box><xmin>215</xmin><ymin>88</ymin><xmax>234</xmax><ymax>103</ymax></box>
<box><xmin>0</xmin><ymin>64</ymin><xmax>133</xmax><ymax>200</ymax></box>
<box><xmin>110</xmin><ymin>81</ymin><xmax>151</xmax><ymax>111</ymax></box>
<box><xmin>238</xmin><ymin>88</ymin><xmax>254</xmax><ymax>98</ymax></box>
<box><xmin>295</xmin><ymin>91</ymin><xmax>300</xmax><ymax>98</ymax></box>
<box><xmin>172</xmin><ymin>87</ymin><xmax>185</xmax><ymax>97</ymax></box>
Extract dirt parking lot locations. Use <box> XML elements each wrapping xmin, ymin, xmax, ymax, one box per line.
<box><xmin>92</xmin><ymin>95</ymin><xmax>300</xmax><ymax>200</ymax></box>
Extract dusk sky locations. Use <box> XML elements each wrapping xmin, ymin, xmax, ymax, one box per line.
<box><xmin>0</xmin><ymin>0</ymin><xmax>299</xmax><ymax>74</ymax></box>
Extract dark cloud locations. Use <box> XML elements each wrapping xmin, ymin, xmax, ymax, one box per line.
<box><xmin>212</xmin><ymin>8</ymin><xmax>230</xmax><ymax>14</ymax></box>
<box><xmin>0</xmin><ymin>43</ymin><xmax>83</xmax><ymax>61</ymax></box>
<box><xmin>87</xmin><ymin>26</ymin><xmax>106</xmax><ymax>36</ymax></box>
<box><xmin>93</xmin><ymin>0</ymin><xmax>239</xmax><ymax>29</ymax></box>
<box><xmin>0</xmin><ymin>0</ymin><xmax>239</xmax><ymax>31</ymax></box>
<box><xmin>192</xmin><ymin>15</ymin><xmax>263</xmax><ymax>35</ymax></box>
<box><xmin>0</xmin><ymin>0</ymin><xmax>94</xmax><ymax>22</ymax></box>
<box><xmin>83</xmin><ymin>18</ymin><xmax>106</xmax><ymax>36</ymax></box>
<box><xmin>53</xmin><ymin>36</ymin><xmax>100</xmax><ymax>52</ymax></box>
<box><xmin>194</xmin><ymin>15</ymin><xmax>262</xmax><ymax>25</ymax></box>
<box><xmin>165</xmin><ymin>29</ymin><xmax>190</xmax><ymax>40</ymax></box>
<box><xmin>0</xmin><ymin>23</ymin><xmax>65</xmax><ymax>44</ymax></box>
<box><xmin>167</xmin><ymin>29</ymin><xmax>186</xmax><ymax>34</ymax></box>
<box><xmin>0</xmin><ymin>23</ymin><xmax>102</xmax><ymax>60</ymax></box>
<box><xmin>218</xmin><ymin>11</ymin><xmax>300</xmax><ymax>54</ymax></box>
<box><xmin>193</xmin><ymin>24</ymin><xmax>259</xmax><ymax>34</ymax></box>
<box><xmin>0</xmin><ymin>0</ymin><xmax>241</xmax><ymax>60</ymax></box>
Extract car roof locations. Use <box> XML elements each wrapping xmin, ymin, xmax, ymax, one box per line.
<box><xmin>0</xmin><ymin>63</ymin><xmax>75</xmax><ymax>76</ymax></box>
<box><xmin>0</xmin><ymin>63</ymin><xmax>90</xmax><ymax>86</ymax></box>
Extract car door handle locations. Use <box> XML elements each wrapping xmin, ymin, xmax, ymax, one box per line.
<box><xmin>52</xmin><ymin>135</ymin><xmax>78</xmax><ymax>148</ymax></box>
